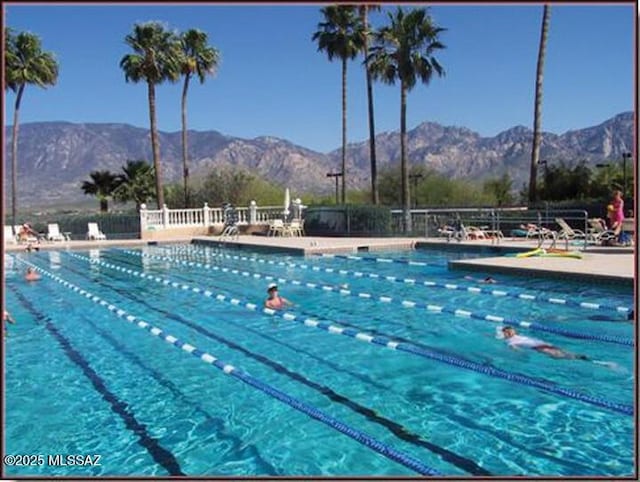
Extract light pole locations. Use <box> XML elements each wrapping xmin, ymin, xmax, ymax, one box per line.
<box><xmin>622</xmin><ymin>152</ymin><xmax>631</xmax><ymax>198</ymax></box>
<box><xmin>326</xmin><ymin>172</ymin><xmax>343</xmax><ymax>205</ymax></box>
<box><xmin>408</xmin><ymin>173</ymin><xmax>423</xmax><ymax>208</ymax></box>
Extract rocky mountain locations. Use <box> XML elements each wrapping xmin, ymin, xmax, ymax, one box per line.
<box><xmin>3</xmin><ymin>111</ymin><xmax>634</xmax><ymax>206</ymax></box>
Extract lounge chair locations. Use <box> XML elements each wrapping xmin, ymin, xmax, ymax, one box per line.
<box><xmin>586</xmin><ymin>218</ymin><xmax>618</xmax><ymax>244</ymax></box>
<box><xmin>4</xmin><ymin>225</ymin><xmax>18</xmax><ymax>245</ymax></box>
<box><xmin>47</xmin><ymin>223</ymin><xmax>67</xmax><ymax>242</ymax></box>
<box><xmin>86</xmin><ymin>222</ymin><xmax>107</xmax><ymax>240</ymax></box>
<box><xmin>554</xmin><ymin>218</ymin><xmax>586</xmax><ymax>241</ymax></box>
<box><xmin>284</xmin><ymin>219</ymin><xmax>305</xmax><ymax>237</ymax></box>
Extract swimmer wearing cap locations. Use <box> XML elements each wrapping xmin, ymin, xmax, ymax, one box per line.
<box><xmin>264</xmin><ymin>283</ymin><xmax>293</xmax><ymax>310</ymax></box>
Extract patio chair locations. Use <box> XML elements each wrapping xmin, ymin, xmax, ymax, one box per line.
<box><xmin>86</xmin><ymin>222</ymin><xmax>107</xmax><ymax>240</ymax></box>
<box><xmin>47</xmin><ymin>223</ymin><xmax>67</xmax><ymax>242</ymax></box>
<box><xmin>4</xmin><ymin>225</ymin><xmax>18</xmax><ymax>245</ymax></box>
<box><xmin>267</xmin><ymin>219</ymin><xmax>285</xmax><ymax>237</ymax></box>
<box><xmin>284</xmin><ymin>219</ymin><xmax>305</xmax><ymax>237</ymax></box>
<box><xmin>554</xmin><ymin>218</ymin><xmax>586</xmax><ymax>240</ymax></box>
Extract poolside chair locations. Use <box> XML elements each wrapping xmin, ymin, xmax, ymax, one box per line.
<box><xmin>46</xmin><ymin>223</ymin><xmax>67</xmax><ymax>242</ymax></box>
<box><xmin>586</xmin><ymin>218</ymin><xmax>618</xmax><ymax>244</ymax></box>
<box><xmin>554</xmin><ymin>218</ymin><xmax>586</xmax><ymax>241</ymax></box>
<box><xmin>219</xmin><ymin>204</ymin><xmax>240</xmax><ymax>240</ymax></box>
<box><xmin>86</xmin><ymin>222</ymin><xmax>107</xmax><ymax>241</ymax></box>
<box><xmin>267</xmin><ymin>219</ymin><xmax>285</xmax><ymax>237</ymax></box>
<box><xmin>4</xmin><ymin>225</ymin><xmax>18</xmax><ymax>245</ymax></box>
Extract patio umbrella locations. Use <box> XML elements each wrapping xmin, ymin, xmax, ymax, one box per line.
<box><xmin>284</xmin><ymin>188</ymin><xmax>290</xmax><ymax>219</ymax></box>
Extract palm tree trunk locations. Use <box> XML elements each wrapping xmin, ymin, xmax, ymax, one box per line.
<box><xmin>341</xmin><ymin>56</ymin><xmax>347</xmax><ymax>205</ymax></box>
<box><xmin>528</xmin><ymin>4</ymin><xmax>550</xmax><ymax>204</ymax></box>
<box><xmin>181</xmin><ymin>73</ymin><xmax>191</xmax><ymax>208</ymax></box>
<box><xmin>400</xmin><ymin>82</ymin><xmax>411</xmax><ymax>233</ymax></box>
<box><xmin>363</xmin><ymin>7</ymin><xmax>378</xmax><ymax>205</ymax></box>
<box><xmin>148</xmin><ymin>81</ymin><xmax>164</xmax><ymax>209</ymax></box>
<box><xmin>11</xmin><ymin>84</ymin><xmax>25</xmax><ymax>234</ymax></box>
<box><xmin>100</xmin><ymin>198</ymin><xmax>108</xmax><ymax>213</ymax></box>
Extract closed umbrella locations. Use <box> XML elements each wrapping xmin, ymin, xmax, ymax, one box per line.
<box><xmin>284</xmin><ymin>188</ymin><xmax>290</xmax><ymax>219</ymax></box>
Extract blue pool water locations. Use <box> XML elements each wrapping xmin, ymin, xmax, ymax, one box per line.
<box><xmin>3</xmin><ymin>244</ymin><xmax>635</xmax><ymax>476</ymax></box>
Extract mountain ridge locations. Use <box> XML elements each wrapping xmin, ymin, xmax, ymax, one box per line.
<box><xmin>3</xmin><ymin>111</ymin><xmax>634</xmax><ymax>206</ymax></box>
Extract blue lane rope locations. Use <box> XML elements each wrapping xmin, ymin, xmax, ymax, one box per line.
<box><xmin>316</xmin><ymin>252</ymin><xmax>446</xmax><ymax>267</ymax></box>
<box><xmin>66</xmin><ymin>252</ymin><xmax>633</xmax><ymax>417</ymax></box>
<box><xmin>52</xmin><ymin>256</ymin><xmax>491</xmax><ymax>476</ymax></box>
<box><xmin>13</xmin><ymin>257</ymin><xmax>441</xmax><ymax>476</ymax></box>
<box><xmin>123</xmin><ymin>249</ymin><xmax>633</xmax><ymax>348</ymax></box>
<box><xmin>161</xmin><ymin>244</ymin><xmax>633</xmax><ymax>315</ymax></box>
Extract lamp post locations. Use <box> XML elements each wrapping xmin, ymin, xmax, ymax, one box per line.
<box><xmin>622</xmin><ymin>152</ymin><xmax>631</xmax><ymax>198</ymax></box>
<box><xmin>408</xmin><ymin>173</ymin><xmax>424</xmax><ymax>208</ymax></box>
<box><xmin>326</xmin><ymin>172</ymin><xmax>343</xmax><ymax>205</ymax></box>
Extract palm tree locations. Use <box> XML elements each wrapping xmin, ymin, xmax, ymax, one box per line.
<box><xmin>368</xmin><ymin>7</ymin><xmax>446</xmax><ymax>233</ymax></box>
<box><xmin>113</xmin><ymin>160</ymin><xmax>156</xmax><ymax>210</ymax></box>
<box><xmin>4</xmin><ymin>29</ymin><xmax>58</xmax><ymax>233</ymax></box>
<box><xmin>528</xmin><ymin>5</ymin><xmax>551</xmax><ymax>204</ymax></box>
<box><xmin>178</xmin><ymin>29</ymin><xmax>220</xmax><ymax>207</ymax></box>
<box><xmin>359</xmin><ymin>5</ymin><xmax>381</xmax><ymax>205</ymax></box>
<box><xmin>81</xmin><ymin>170</ymin><xmax>121</xmax><ymax>213</ymax></box>
<box><xmin>120</xmin><ymin>21</ymin><xmax>181</xmax><ymax>209</ymax></box>
<box><xmin>313</xmin><ymin>5</ymin><xmax>365</xmax><ymax>204</ymax></box>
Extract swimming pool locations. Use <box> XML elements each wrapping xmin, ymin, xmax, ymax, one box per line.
<box><xmin>3</xmin><ymin>244</ymin><xmax>635</xmax><ymax>476</ymax></box>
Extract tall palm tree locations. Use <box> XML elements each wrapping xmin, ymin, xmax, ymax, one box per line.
<box><xmin>368</xmin><ymin>7</ymin><xmax>446</xmax><ymax>233</ymax></box>
<box><xmin>179</xmin><ymin>29</ymin><xmax>220</xmax><ymax>207</ymax></box>
<box><xmin>4</xmin><ymin>29</ymin><xmax>58</xmax><ymax>233</ymax></box>
<box><xmin>113</xmin><ymin>159</ymin><xmax>156</xmax><ymax>210</ymax></box>
<box><xmin>313</xmin><ymin>5</ymin><xmax>365</xmax><ymax>204</ymax></box>
<box><xmin>81</xmin><ymin>170</ymin><xmax>120</xmax><ymax>213</ymax></box>
<box><xmin>359</xmin><ymin>5</ymin><xmax>381</xmax><ymax>205</ymax></box>
<box><xmin>120</xmin><ymin>22</ymin><xmax>181</xmax><ymax>209</ymax></box>
<box><xmin>528</xmin><ymin>5</ymin><xmax>551</xmax><ymax>204</ymax></box>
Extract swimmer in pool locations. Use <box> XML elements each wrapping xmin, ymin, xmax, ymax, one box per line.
<box><xmin>464</xmin><ymin>275</ymin><xmax>497</xmax><ymax>284</ymax></box>
<box><xmin>499</xmin><ymin>326</ymin><xmax>588</xmax><ymax>360</ymax></box>
<box><xmin>264</xmin><ymin>283</ymin><xmax>293</xmax><ymax>310</ymax></box>
<box><xmin>24</xmin><ymin>267</ymin><xmax>41</xmax><ymax>282</ymax></box>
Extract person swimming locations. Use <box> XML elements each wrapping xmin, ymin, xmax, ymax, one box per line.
<box><xmin>499</xmin><ymin>326</ymin><xmax>588</xmax><ymax>360</ymax></box>
<box><xmin>24</xmin><ymin>267</ymin><xmax>41</xmax><ymax>282</ymax></box>
<box><xmin>264</xmin><ymin>283</ymin><xmax>292</xmax><ymax>310</ymax></box>
<box><xmin>464</xmin><ymin>275</ymin><xmax>497</xmax><ymax>284</ymax></box>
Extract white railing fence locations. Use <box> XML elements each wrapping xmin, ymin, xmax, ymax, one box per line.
<box><xmin>140</xmin><ymin>201</ymin><xmax>304</xmax><ymax>231</ymax></box>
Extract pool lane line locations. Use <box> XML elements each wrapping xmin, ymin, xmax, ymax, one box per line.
<box><xmin>8</xmin><ymin>283</ymin><xmax>186</xmax><ymax>476</ymax></box>
<box><xmin>15</xmin><ymin>258</ymin><xmax>442</xmax><ymax>476</ymax></box>
<box><xmin>161</xmin><ymin>245</ymin><xmax>633</xmax><ymax>316</ymax></box>
<box><xmin>66</xmin><ymin>253</ymin><xmax>634</xmax><ymax>417</ymax></box>
<box><xmin>127</xmin><ymin>249</ymin><xmax>633</xmax><ymax>348</ymax></box>
<box><xmin>52</xmin><ymin>256</ymin><xmax>489</xmax><ymax>476</ymax></box>
<box><xmin>47</xmin><ymin>258</ymin><xmax>601</xmax><ymax>476</ymax></box>
<box><xmin>33</xmin><ymin>278</ymin><xmax>280</xmax><ymax>476</ymax></box>
<box><xmin>72</xmin><ymin>252</ymin><xmax>395</xmax><ymax>394</ymax></box>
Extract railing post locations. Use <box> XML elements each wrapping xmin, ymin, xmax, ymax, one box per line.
<box><xmin>249</xmin><ymin>201</ymin><xmax>257</xmax><ymax>224</ymax></box>
<box><xmin>162</xmin><ymin>204</ymin><xmax>169</xmax><ymax>228</ymax></box>
<box><xmin>203</xmin><ymin>202</ymin><xmax>210</xmax><ymax>227</ymax></box>
<box><xmin>139</xmin><ymin>203</ymin><xmax>148</xmax><ymax>232</ymax></box>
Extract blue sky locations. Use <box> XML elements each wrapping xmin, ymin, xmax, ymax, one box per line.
<box><xmin>4</xmin><ymin>3</ymin><xmax>636</xmax><ymax>154</ymax></box>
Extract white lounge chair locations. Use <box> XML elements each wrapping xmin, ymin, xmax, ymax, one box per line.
<box><xmin>286</xmin><ymin>219</ymin><xmax>305</xmax><ymax>237</ymax></box>
<box><xmin>4</xmin><ymin>225</ymin><xmax>18</xmax><ymax>245</ymax></box>
<box><xmin>587</xmin><ymin>218</ymin><xmax>617</xmax><ymax>244</ymax></box>
<box><xmin>47</xmin><ymin>223</ymin><xmax>66</xmax><ymax>242</ymax></box>
<box><xmin>555</xmin><ymin>218</ymin><xmax>586</xmax><ymax>240</ymax></box>
<box><xmin>87</xmin><ymin>222</ymin><xmax>106</xmax><ymax>240</ymax></box>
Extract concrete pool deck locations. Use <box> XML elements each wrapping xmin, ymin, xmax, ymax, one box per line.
<box><xmin>4</xmin><ymin>235</ymin><xmax>635</xmax><ymax>285</ymax></box>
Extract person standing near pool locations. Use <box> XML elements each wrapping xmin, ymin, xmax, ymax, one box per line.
<box><xmin>607</xmin><ymin>190</ymin><xmax>625</xmax><ymax>231</ymax></box>
<box><xmin>265</xmin><ymin>283</ymin><xmax>293</xmax><ymax>310</ymax></box>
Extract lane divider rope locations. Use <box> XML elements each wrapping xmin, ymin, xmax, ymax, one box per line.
<box><xmin>124</xmin><ymin>249</ymin><xmax>633</xmax><ymax>348</ymax></box>
<box><xmin>66</xmin><ymin>251</ymin><xmax>633</xmax><ymax>416</ymax></box>
<box><xmin>13</xmin><ymin>256</ymin><xmax>442</xmax><ymax>476</ymax></box>
<box><xmin>162</xmin><ymin>244</ymin><xmax>632</xmax><ymax>315</ymax></box>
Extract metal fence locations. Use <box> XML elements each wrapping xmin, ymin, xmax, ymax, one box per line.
<box><xmin>9</xmin><ymin>213</ymin><xmax>141</xmax><ymax>240</ymax></box>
